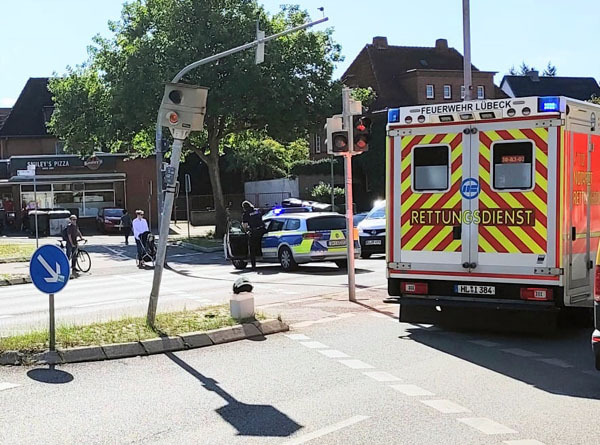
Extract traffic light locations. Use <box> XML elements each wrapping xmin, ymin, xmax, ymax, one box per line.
<box><xmin>160</xmin><ymin>83</ymin><xmax>209</xmax><ymax>140</ymax></box>
<box><xmin>325</xmin><ymin>116</ymin><xmax>349</xmax><ymax>154</ymax></box>
<box><xmin>352</xmin><ymin>115</ymin><xmax>372</xmax><ymax>153</ymax></box>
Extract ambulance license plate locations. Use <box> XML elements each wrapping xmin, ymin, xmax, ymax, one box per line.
<box><xmin>365</xmin><ymin>239</ymin><xmax>382</xmax><ymax>245</ymax></box>
<box><xmin>328</xmin><ymin>239</ymin><xmax>346</xmax><ymax>247</ymax></box>
<box><xmin>455</xmin><ymin>284</ymin><xmax>495</xmax><ymax>295</ymax></box>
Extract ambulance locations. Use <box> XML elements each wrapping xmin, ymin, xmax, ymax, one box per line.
<box><xmin>385</xmin><ymin>96</ymin><xmax>600</xmax><ymax>328</ymax></box>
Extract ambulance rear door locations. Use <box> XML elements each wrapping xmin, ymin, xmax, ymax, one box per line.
<box><xmin>390</xmin><ymin>123</ymin><xmax>473</xmax><ymax>273</ymax></box>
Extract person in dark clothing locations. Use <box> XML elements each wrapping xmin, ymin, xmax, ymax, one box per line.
<box><xmin>241</xmin><ymin>201</ymin><xmax>265</xmax><ymax>269</ymax></box>
<box><xmin>66</xmin><ymin>215</ymin><xmax>83</xmax><ymax>273</ymax></box>
<box><xmin>120</xmin><ymin>209</ymin><xmax>132</xmax><ymax>245</ymax></box>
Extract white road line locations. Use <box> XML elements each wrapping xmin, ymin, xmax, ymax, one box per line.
<box><xmin>469</xmin><ymin>340</ymin><xmax>501</xmax><ymax>347</ymax></box>
<box><xmin>420</xmin><ymin>399</ymin><xmax>471</xmax><ymax>414</ymax></box>
<box><xmin>0</xmin><ymin>383</ymin><xmax>20</xmax><ymax>392</ymax></box>
<box><xmin>338</xmin><ymin>359</ymin><xmax>375</xmax><ymax>370</ymax></box>
<box><xmin>284</xmin><ymin>415</ymin><xmax>370</xmax><ymax>445</ymax></box>
<box><xmin>390</xmin><ymin>384</ymin><xmax>434</xmax><ymax>396</ymax></box>
<box><xmin>291</xmin><ymin>321</ymin><xmax>316</xmax><ymax>328</ymax></box>
<box><xmin>458</xmin><ymin>418</ymin><xmax>518</xmax><ymax>435</ymax></box>
<box><xmin>299</xmin><ymin>341</ymin><xmax>328</xmax><ymax>349</ymax></box>
<box><xmin>285</xmin><ymin>334</ymin><xmax>311</xmax><ymax>341</ymax></box>
<box><xmin>318</xmin><ymin>349</ymin><xmax>350</xmax><ymax>358</ymax></box>
<box><xmin>501</xmin><ymin>348</ymin><xmax>541</xmax><ymax>358</ymax></box>
<box><xmin>503</xmin><ymin>440</ymin><xmax>547</xmax><ymax>445</ymax></box>
<box><xmin>335</xmin><ymin>313</ymin><xmax>356</xmax><ymax>319</ymax></box>
<box><xmin>0</xmin><ymin>315</ymin><xmax>13</xmax><ymax>319</ymax></box>
<box><xmin>362</xmin><ymin>371</ymin><xmax>401</xmax><ymax>382</ymax></box>
<box><xmin>536</xmin><ymin>358</ymin><xmax>573</xmax><ymax>368</ymax></box>
<box><xmin>72</xmin><ymin>298</ymin><xmax>138</xmax><ymax>308</ymax></box>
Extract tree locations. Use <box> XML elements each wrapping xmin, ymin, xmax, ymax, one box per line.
<box><xmin>508</xmin><ymin>61</ymin><xmax>557</xmax><ymax>76</ymax></box>
<box><xmin>49</xmin><ymin>0</ymin><xmax>341</xmax><ymax>236</ymax></box>
<box><xmin>311</xmin><ymin>181</ymin><xmax>344</xmax><ymax>204</ymax></box>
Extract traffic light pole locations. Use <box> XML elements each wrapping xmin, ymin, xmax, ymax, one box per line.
<box><xmin>341</xmin><ymin>87</ymin><xmax>356</xmax><ymax>302</ymax></box>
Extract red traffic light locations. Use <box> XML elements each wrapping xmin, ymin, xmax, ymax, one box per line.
<box><xmin>168</xmin><ymin>112</ymin><xmax>179</xmax><ymax>124</ymax></box>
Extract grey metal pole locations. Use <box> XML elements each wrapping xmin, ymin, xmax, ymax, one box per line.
<box><xmin>342</xmin><ymin>87</ymin><xmax>356</xmax><ymax>302</ymax></box>
<box><xmin>33</xmin><ymin>174</ymin><xmax>38</xmax><ymax>248</ymax></box>
<box><xmin>462</xmin><ymin>0</ymin><xmax>473</xmax><ymax>101</ymax></box>
<box><xmin>185</xmin><ymin>174</ymin><xmax>191</xmax><ymax>240</ymax></box>
<box><xmin>49</xmin><ymin>293</ymin><xmax>55</xmax><ymax>351</ymax></box>
<box><xmin>147</xmin><ymin>138</ymin><xmax>184</xmax><ymax>326</ymax></box>
<box><xmin>330</xmin><ymin>156</ymin><xmax>335</xmax><ymax>209</ymax></box>
<box><xmin>156</xmin><ymin>121</ymin><xmax>163</xmax><ymax>231</ymax></box>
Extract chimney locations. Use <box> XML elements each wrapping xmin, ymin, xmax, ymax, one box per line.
<box><xmin>372</xmin><ymin>36</ymin><xmax>388</xmax><ymax>50</ymax></box>
<box><xmin>435</xmin><ymin>38</ymin><xmax>448</xmax><ymax>51</ymax></box>
<box><xmin>527</xmin><ymin>70</ymin><xmax>540</xmax><ymax>82</ymax></box>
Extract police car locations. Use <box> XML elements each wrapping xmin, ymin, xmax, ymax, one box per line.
<box><xmin>357</xmin><ymin>200</ymin><xmax>386</xmax><ymax>259</ymax></box>
<box><xmin>225</xmin><ymin>212</ymin><xmax>359</xmax><ymax>271</ymax></box>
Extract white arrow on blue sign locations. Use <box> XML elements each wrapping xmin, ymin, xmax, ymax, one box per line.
<box><xmin>29</xmin><ymin>245</ymin><xmax>70</xmax><ymax>294</ymax></box>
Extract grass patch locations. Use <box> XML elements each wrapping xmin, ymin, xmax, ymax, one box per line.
<box><xmin>0</xmin><ymin>273</ymin><xmax>26</xmax><ymax>282</ymax></box>
<box><xmin>0</xmin><ymin>243</ymin><xmax>35</xmax><ymax>262</ymax></box>
<box><xmin>186</xmin><ymin>235</ymin><xmax>222</xmax><ymax>248</ymax></box>
<box><xmin>0</xmin><ymin>305</ymin><xmax>266</xmax><ymax>353</ymax></box>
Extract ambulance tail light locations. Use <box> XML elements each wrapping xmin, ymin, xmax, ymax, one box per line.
<box><xmin>303</xmin><ymin>233</ymin><xmax>322</xmax><ymax>240</ymax></box>
<box><xmin>520</xmin><ymin>287</ymin><xmax>553</xmax><ymax>301</ymax></box>
<box><xmin>401</xmin><ymin>282</ymin><xmax>428</xmax><ymax>295</ymax></box>
<box><xmin>594</xmin><ymin>266</ymin><xmax>600</xmax><ymax>302</ymax></box>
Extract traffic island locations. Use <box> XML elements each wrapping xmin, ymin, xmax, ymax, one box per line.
<box><xmin>0</xmin><ymin>305</ymin><xmax>288</xmax><ymax>366</ymax></box>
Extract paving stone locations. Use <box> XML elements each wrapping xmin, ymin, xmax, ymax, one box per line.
<box><xmin>102</xmin><ymin>342</ymin><xmax>147</xmax><ymax>360</ymax></box>
<box><xmin>178</xmin><ymin>332</ymin><xmax>213</xmax><ymax>349</ymax></box>
<box><xmin>60</xmin><ymin>346</ymin><xmax>107</xmax><ymax>363</ymax></box>
<box><xmin>141</xmin><ymin>336</ymin><xmax>185</xmax><ymax>355</ymax></box>
<box><xmin>257</xmin><ymin>319</ymin><xmax>289</xmax><ymax>335</ymax></box>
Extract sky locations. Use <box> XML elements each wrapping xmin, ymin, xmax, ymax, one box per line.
<box><xmin>1</xmin><ymin>0</ymin><xmax>599</xmax><ymax>107</ymax></box>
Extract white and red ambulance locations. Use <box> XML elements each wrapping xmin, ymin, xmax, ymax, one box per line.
<box><xmin>385</xmin><ymin>96</ymin><xmax>600</xmax><ymax>328</ymax></box>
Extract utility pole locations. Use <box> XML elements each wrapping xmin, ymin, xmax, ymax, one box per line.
<box><xmin>462</xmin><ymin>0</ymin><xmax>473</xmax><ymax>101</ymax></box>
<box><xmin>341</xmin><ymin>87</ymin><xmax>356</xmax><ymax>302</ymax></box>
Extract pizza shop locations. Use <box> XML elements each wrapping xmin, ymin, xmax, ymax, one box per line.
<box><xmin>0</xmin><ymin>153</ymin><xmax>157</xmax><ymax>229</ymax></box>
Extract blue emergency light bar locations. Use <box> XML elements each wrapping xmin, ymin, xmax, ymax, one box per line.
<box><xmin>388</xmin><ymin>108</ymin><xmax>400</xmax><ymax>123</ymax></box>
<box><xmin>538</xmin><ymin>96</ymin><xmax>560</xmax><ymax>113</ymax></box>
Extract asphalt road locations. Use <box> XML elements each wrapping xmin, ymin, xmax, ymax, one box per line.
<box><xmin>0</xmin><ymin>239</ymin><xmax>386</xmax><ymax>335</ymax></box>
<box><xmin>1</xmin><ymin>304</ymin><xmax>599</xmax><ymax>444</ymax></box>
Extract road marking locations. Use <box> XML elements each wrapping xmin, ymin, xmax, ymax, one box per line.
<box><xmin>458</xmin><ymin>418</ymin><xmax>518</xmax><ymax>435</ymax></box>
<box><xmin>72</xmin><ymin>298</ymin><xmax>138</xmax><ymax>308</ymax></box>
<box><xmin>318</xmin><ymin>349</ymin><xmax>350</xmax><ymax>358</ymax></box>
<box><xmin>335</xmin><ymin>313</ymin><xmax>356</xmax><ymax>319</ymax></box>
<box><xmin>536</xmin><ymin>358</ymin><xmax>573</xmax><ymax>368</ymax></box>
<box><xmin>390</xmin><ymin>384</ymin><xmax>434</xmax><ymax>396</ymax></box>
<box><xmin>102</xmin><ymin>245</ymin><xmax>129</xmax><ymax>260</ymax></box>
<box><xmin>338</xmin><ymin>359</ymin><xmax>375</xmax><ymax>370</ymax></box>
<box><xmin>285</xmin><ymin>334</ymin><xmax>311</xmax><ymax>341</ymax></box>
<box><xmin>421</xmin><ymin>399</ymin><xmax>471</xmax><ymax>414</ymax></box>
<box><xmin>284</xmin><ymin>415</ymin><xmax>370</xmax><ymax>445</ymax></box>
<box><xmin>0</xmin><ymin>315</ymin><xmax>14</xmax><ymax>319</ymax></box>
<box><xmin>0</xmin><ymin>383</ymin><xmax>20</xmax><ymax>392</ymax></box>
<box><xmin>299</xmin><ymin>341</ymin><xmax>328</xmax><ymax>349</ymax></box>
<box><xmin>501</xmin><ymin>348</ymin><xmax>541</xmax><ymax>358</ymax></box>
<box><xmin>362</xmin><ymin>371</ymin><xmax>401</xmax><ymax>382</ymax></box>
<box><xmin>469</xmin><ymin>340</ymin><xmax>501</xmax><ymax>347</ymax></box>
<box><xmin>503</xmin><ymin>440</ymin><xmax>547</xmax><ymax>445</ymax></box>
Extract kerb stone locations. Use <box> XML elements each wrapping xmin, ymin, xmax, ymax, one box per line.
<box><xmin>141</xmin><ymin>336</ymin><xmax>185</xmax><ymax>355</ymax></box>
<box><xmin>178</xmin><ymin>332</ymin><xmax>213</xmax><ymax>349</ymax></box>
<box><xmin>102</xmin><ymin>342</ymin><xmax>147</xmax><ymax>360</ymax></box>
<box><xmin>60</xmin><ymin>346</ymin><xmax>107</xmax><ymax>363</ymax></box>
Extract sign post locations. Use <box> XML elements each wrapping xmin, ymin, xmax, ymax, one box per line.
<box><xmin>29</xmin><ymin>245</ymin><xmax>70</xmax><ymax>351</ymax></box>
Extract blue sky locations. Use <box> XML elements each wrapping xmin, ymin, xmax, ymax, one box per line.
<box><xmin>1</xmin><ymin>0</ymin><xmax>598</xmax><ymax>107</ymax></box>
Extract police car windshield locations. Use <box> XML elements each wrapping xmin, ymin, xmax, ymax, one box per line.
<box><xmin>367</xmin><ymin>207</ymin><xmax>385</xmax><ymax>219</ymax></box>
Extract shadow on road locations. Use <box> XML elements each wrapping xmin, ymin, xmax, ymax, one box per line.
<box><xmin>27</xmin><ymin>365</ymin><xmax>74</xmax><ymax>384</ymax></box>
<box><xmin>165</xmin><ymin>352</ymin><xmax>302</xmax><ymax>437</ymax></box>
<box><xmin>405</xmin><ymin>324</ymin><xmax>600</xmax><ymax>400</ymax></box>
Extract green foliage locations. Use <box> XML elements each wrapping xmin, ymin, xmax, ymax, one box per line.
<box><xmin>542</xmin><ymin>61</ymin><xmax>557</xmax><ymax>77</ymax></box>
<box><xmin>290</xmin><ymin>157</ymin><xmax>342</xmax><ymax>176</ymax></box>
<box><xmin>589</xmin><ymin>95</ymin><xmax>600</xmax><ymax>105</ymax></box>
<box><xmin>508</xmin><ymin>61</ymin><xmax>557</xmax><ymax>76</ymax></box>
<box><xmin>311</xmin><ymin>181</ymin><xmax>344</xmax><ymax>203</ymax></box>
<box><xmin>351</xmin><ymin>87</ymin><xmax>377</xmax><ymax>109</ymax></box>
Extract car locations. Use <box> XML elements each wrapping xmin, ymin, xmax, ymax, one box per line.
<box><xmin>593</xmin><ymin>244</ymin><xmax>600</xmax><ymax>370</ymax></box>
<box><xmin>96</xmin><ymin>207</ymin><xmax>125</xmax><ymax>233</ymax></box>
<box><xmin>357</xmin><ymin>200</ymin><xmax>386</xmax><ymax>259</ymax></box>
<box><xmin>353</xmin><ymin>212</ymin><xmax>369</xmax><ymax>227</ymax></box>
<box><xmin>225</xmin><ymin>212</ymin><xmax>360</xmax><ymax>271</ymax></box>
<box><xmin>261</xmin><ymin>206</ymin><xmax>313</xmax><ymax>219</ymax></box>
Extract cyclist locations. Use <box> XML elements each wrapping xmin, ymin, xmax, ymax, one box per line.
<box><xmin>66</xmin><ymin>215</ymin><xmax>83</xmax><ymax>273</ymax></box>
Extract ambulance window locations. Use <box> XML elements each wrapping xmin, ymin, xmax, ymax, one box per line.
<box><xmin>492</xmin><ymin>141</ymin><xmax>533</xmax><ymax>190</ymax></box>
<box><xmin>413</xmin><ymin>145</ymin><xmax>449</xmax><ymax>192</ymax></box>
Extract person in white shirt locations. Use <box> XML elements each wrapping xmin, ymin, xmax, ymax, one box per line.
<box><xmin>132</xmin><ymin>209</ymin><xmax>150</xmax><ymax>268</ymax></box>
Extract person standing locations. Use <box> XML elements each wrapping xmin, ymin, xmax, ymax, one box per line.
<box><xmin>132</xmin><ymin>209</ymin><xmax>149</xmax><ymax>268</ymax></box>
<box><xmin>241</xmin><ymin>201</ymin><xmax>265</xmax><ymax>269</ymax></box>
<box><xmin>120</xmin><ymin>209</ymin><xmax>132</xmax><ymax>245</ymax></box>
<box><xmin>66</xmin><ymin>215</ymin><xmax>83</xmax><ymax>273</ymax></box>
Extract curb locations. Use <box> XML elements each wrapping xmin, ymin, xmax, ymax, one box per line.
<box><xmin>0</xmin><ymin>319</ymin><xmax>288</xmax><ymax>366</ymax></box>
<box><xmin>178</xmin><ymin>241</ymin><xmax>223</xmax><ymax>253</ymax></box>
<box><xmin>0</xmin><ymin>276</ymin><xmax>31</xmax><ymax>287</ymax></box>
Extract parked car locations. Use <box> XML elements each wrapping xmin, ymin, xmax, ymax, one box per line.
<box><xmin>593</xmin><ymin>244</ymin><xmax>600</xmax><ymax>370</ymax></box>
<box><xmin>96</xmin><ymin>207</ymin><xmax>125</xmax><ymax>233</ymax></box>
<box><xmin>353</xmin><ymin>212</ymin><xmax>369</xmax><ymax>227</ymax></box>
<box><xmin>357</xmin><ymin>200</ymin><xmax>386</xmax><ymax>259</ymax></box>
<box><xmin>225</xmin><ymin>212</ymin><xmax>360</xmax><ymax>271</ymax></box>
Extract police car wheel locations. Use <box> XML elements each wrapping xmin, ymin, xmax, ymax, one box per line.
<box><xmin>279</xmin><ymin>247</ymin><xmax>297</xmax><ymax>271</ymax></box>
<box><xmin>232</xmin><ymin>260</ymin><xmax>248</xmax><ymax>270</ymax></box>
<box><xmin>360</xmin><ymin>252</ymin><xmax>371</xmax><ymax>259</ymax></box>
<box><xmin>334</xmin><ymin>260</ymin><xmax>347</xmax><ymax>269</ymax></box>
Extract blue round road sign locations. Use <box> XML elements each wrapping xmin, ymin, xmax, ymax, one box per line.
<box><xmin>460</xmin><ymin>178</ymin><xmax>480</xmax><ymax>200</ymax></box>
<box><xmin>29</xmin><ymin>245</ymin><xmax>70</xmax><ymax>294</ymax></box>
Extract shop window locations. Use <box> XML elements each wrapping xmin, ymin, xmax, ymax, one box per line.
<box><xmin>426</xmin><ymin>84</ymin><xmax>434</xmax><ymax>99</ymax></box>
<box><xmin>83</xmin><ymin>191</ymin><xmax>115</xmax><ymax>217</ymax></box>
<box><xmin>85</xmin><ymin>182</ymin><xmax>114</xmax><ymax>191</ymax></box>
<box><xmin>53</xmin><ymin>184</ymin><xmax>72</xmax><ymax>191</ymax></box>
<box><xmin>492</xmin><ymin>141</ymin><xmax>533</xmax><ymax>190</ymax></box>
<box><xmin>22</xmin><ymin>184</ymin><xmax>51</xmax><ymax>192</ymax></box>
<box><xmin>413</xmin><ymin>145</ymin><xmax>450</xmax><ymax>192</ymax></box>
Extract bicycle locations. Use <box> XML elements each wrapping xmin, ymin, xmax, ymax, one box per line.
<box><xmin>58</xmin><ymin>238</ymin><xmax>92</xmax><ymax>273</ymax></box>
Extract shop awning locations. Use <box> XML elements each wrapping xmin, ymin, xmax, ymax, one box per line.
<box><xmin>8</xmin><ymin>173</ymin><xmax>126</xmax><ymax>184</ymax></box>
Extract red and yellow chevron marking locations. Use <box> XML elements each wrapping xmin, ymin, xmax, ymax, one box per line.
<box><xmin>400</xmin><ymin>132</ymin><xmax>463</xmax><ymax>252</ymax></box>
<box><xmin>478</xmin><ymin>128</ymin><xmax>548</xmax><ymax>254</ymax></box>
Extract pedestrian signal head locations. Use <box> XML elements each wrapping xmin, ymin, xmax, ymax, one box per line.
<box><xmin>352</xmin><ymin>116</ymin><xmax>372</xmax><ymax>153</ymax></box>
